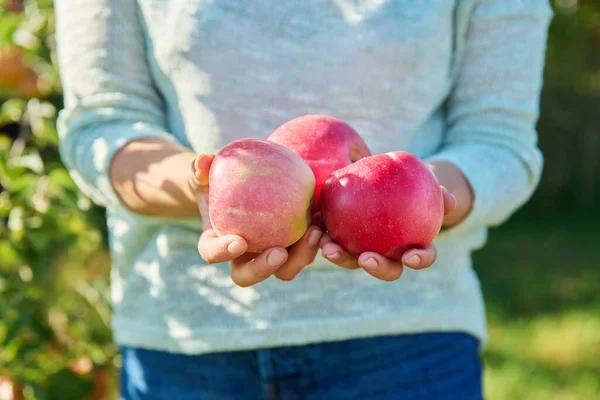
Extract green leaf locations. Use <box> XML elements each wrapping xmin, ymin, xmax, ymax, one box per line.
<box><xmin>1</xmin><ymin>332</ymin><xmax>22</xmax><ymax>363</ymax></box>
<box><xmin>47</xmin><ymin>368</ymin><xmax>93</xmax><ymax>400</ymax></box>
<box><xmin>0</xmin><ymin>13</ymin><xmax>22</xmax><ymax>44</ymax></box>
<box><xmin>48</xmin><ymin>168</ymin><xmax>74</xmax><ymax>190</ymax></box>
<box><xmin>7</xmin><ymin>205</ymin><xmax>24</xmax><ymax>235</ymax></box>
<box><xmin>7</xmin><ymin>173</ymin><xmax>36</xmax><ymax>194</ymax></box>
<box><xmin>0</xmin><ymin>134</ymin><xmax>12</xmax><ymax>153</ymax></box>
<box><xmin>0</xmin><ymin>98</ymin><xmax>26</xmax><ymax>124</ymax></box>
<box><xmin>26</xmin><ymin>227</ymin><xmax>49</xmax><ymax>254</ymax></box>
<box><xmin>16</xmin><ymin>151</ymin><xmax>44</xmax><ymax>174</ymax></box>
<box><xmin>0</xmin><ymin>191</ymin><xmax>12</xmax><ymax>216</ymax></box>
<box><xmin>0</xmin><ymin>240</ymin><xmax>22</xmax><ymax>269</ymax></box>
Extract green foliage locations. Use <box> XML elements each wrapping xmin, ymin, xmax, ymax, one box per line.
<box><xmin>0</xmin><ymin>0</ymin><xmax>598</xmax><ymax>399</ymax></box>
<box><xmin>534</xmin><ymin>0</ymin><xmax>600</xmax><ymax>214</ymax></box>
<box><xmin>474</xmin><ymin>213</ymin><xmax>600</xmax><ymax>400</ymax></box>
<box><xmin>1</xmin><ymin>2</ymin><xmax>116</xmax><ymax>399</ymax></box>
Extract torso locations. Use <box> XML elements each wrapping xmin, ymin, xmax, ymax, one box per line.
<box><xmin>137</xmin><ymin>0</ymin><xmax>456</xmax><ymax>157</ymax></box>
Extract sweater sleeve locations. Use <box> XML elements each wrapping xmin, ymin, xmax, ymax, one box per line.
<box><xmin>426</xmin><ymin>0</ymin><xmax>553</xmax><ymax>238</ymax></box>
<box><xmin>55</xmin><ymin>0</ymin><xmax>179</xmax><ymax>210</ymax></box>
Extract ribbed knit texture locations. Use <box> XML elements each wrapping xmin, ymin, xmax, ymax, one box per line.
<box><xmin>54</xmin><ymin>0</ymin><xmax>552</xmax><ymax>354</ymax></box>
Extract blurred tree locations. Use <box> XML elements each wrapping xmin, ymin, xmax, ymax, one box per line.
<box><xmin>533</xmin><ymin>0</ymin><xmax>600</xmax><ymax>214</ymax></box>
<box><xmin>1</xmin><ymin>1</ymin><xmax>116</xmax><ymax>399</ymax></box>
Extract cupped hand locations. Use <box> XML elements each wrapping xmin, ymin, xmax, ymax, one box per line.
<box><xmin>189</xmin><ymin>154</ymin><xmax>323</xmax><ymax>287</ymax></box>
<box><xmin>320</xmin><ymin>187</ymin><xmax>456</xmax><ymax>282</ymax></box>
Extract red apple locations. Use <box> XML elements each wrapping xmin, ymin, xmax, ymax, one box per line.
<box><xmin>0</xmin><ymin>45</ymin><xmax>41</xmax><ymax>98</ymax></box>
<box><xmin>268</xmin><ymin>115</ymin><xmax>371</xmax><ymax>213</ymax></box>
<box><xmin>209</xmin><ymin>138</ymin><xmax>315</xmax><ymax>252</ymax></box>
<box><xmin>321</xmin><ymin>151</ymin><xmax>444</xmax><ymax>260</ymax></box>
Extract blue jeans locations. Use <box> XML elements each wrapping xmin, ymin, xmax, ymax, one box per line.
<box><xmin>120</xmin><ymin>332</ymin><xmax>483</xmax><ymax>400</ymax></box>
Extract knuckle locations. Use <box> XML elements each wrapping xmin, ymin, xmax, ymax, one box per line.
<box><xmin>319</xmin><ymin>236</ymin><xmax>331</xmax><ymax>247</ymax></box>
<box><xmin>342</xmin><ymin>259</ymin><xmax>359</xmax><ymax>269</ymax></box>
<box><xmin>254</xmin><ymin>266</ymin><xmax>274</xmax><ymax>281</ymax></box>
<box><xmin>301</xmin><ymin>253</ymin><xmax>317</xmax><ymax>267</ymax></box>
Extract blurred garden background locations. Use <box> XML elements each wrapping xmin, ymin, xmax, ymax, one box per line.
<box><xmin>0</xmin><ymin>0</ymin><xmax>599</xmax><ymax>399</ymax></box>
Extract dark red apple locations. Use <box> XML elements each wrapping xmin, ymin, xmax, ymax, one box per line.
<box><xmin>268</xmin><ymin>115</ymin><xmax>371</xmax><ymax>213</ymax></box>
<box><xmin>321</xmin><ymin>151</ymin><xmax>444</xmax><ymax>260</ymax></box>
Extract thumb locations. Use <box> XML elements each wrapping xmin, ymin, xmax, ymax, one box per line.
<box><xmin>189</xmin><ymin>154</ymin><xmax>215</xmax><ymax>192</ymax></box>
<box><xmin>441</xmin><ymin>186</ymin><xmax>456</xmax><ymax>215</ymax></box>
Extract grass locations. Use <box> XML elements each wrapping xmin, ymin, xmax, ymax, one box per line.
<box><xmin>474</xmin><ymin>212</ymin><xmax>600</xmax><ymax>400</ymax></box>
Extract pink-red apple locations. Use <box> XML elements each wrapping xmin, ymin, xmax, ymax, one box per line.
<box><xmin>321</xmin><ymin>151</ymin><xmax>444</xmax><ymax>260</ymax></box>
<box><xmin>268</xmin><ymin>115</ymin><xmax>371</xmax><ymax>213</ymax></box>
<box><xmin>208</xmin><ymin>138</ymin><xmax>315</xmax><ymax>252</ymax></box>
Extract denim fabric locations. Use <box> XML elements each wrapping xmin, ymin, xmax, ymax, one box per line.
<box><xmin>120</xmin><ymin>331</ymin><xmax>483</xmax><ymax>400</ymax></box>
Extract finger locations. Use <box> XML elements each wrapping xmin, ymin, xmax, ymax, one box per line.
<box><xmin>319</xmin><ymin>234</ymin><xmax>359</xmax><ymax>269</ymax></box>
<box><xmin>401</xmin><ymin>245</ymin><xmax>438</xmax><ymax>270</ymax></box>
<box><xmin>196</xmin><ymin>191</ymin><xmax>212</xmax><ymax>224</ymax></box>
<box><xmin>310</xmin><ymin>212</ymin><xmax>324</xmax><ymax>229</ymax></box>
<box><xmin>441</xmin><ymin>186</ymin><xmax>456</xmax><ymax>215</ymax></box>
<box><xmin>358</xmin><ymin>252</ymin><xmax>404</xmax><ymax>282</ymax></box>
<box><xmin>189</xmin><ymin>154</ymin><xmax>215</xmax><ymax>192</ymax></box>
<box><xmin>275</xmin><ymin>227</ymin><xmax>323</xmax><ymax>281</ymax></box>
<box><xmin>197</xmin><ymin>229</ymin><xmax>248</xmax><ymax>264</ymax></box>
<box><xmin>230</xmin><ymin>247</ymin><xmax>288</xmax><ymax>287</ymax></box>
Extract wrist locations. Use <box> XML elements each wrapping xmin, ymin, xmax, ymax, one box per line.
<box><xmin>110</xmin><ymin>137</ymin><xmax>200</xmax><ymax>218</ymax></box>
<box><xmin>429</xmin><ymin>160</ymin><xmax>474</xmax><ymax>228</ymax></box>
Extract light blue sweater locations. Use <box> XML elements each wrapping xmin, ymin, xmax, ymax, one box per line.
<box><xmin>54</xmin><ymin>0</ymin><xmax>552</xmax><ymax>354</ymax></box>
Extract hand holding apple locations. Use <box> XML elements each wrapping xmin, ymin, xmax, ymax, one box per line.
<box><xmin>320</xmin><ymin>188</ymin><xmax>455</xmax><ymax>281</ymax></box>
<box><xmin>319</xmin><ymin>152</ymin><xmax>460</xmax><ymax>281</ymax></box>
<box><xmin>188</xmin><ymin>143</ymin><xmax>323</xmax><ymax>287</ymax></box>
<box><xmin>208</xmin><ymin>138</ymin><xmax>316</xmax><ymax>252</ymax></box>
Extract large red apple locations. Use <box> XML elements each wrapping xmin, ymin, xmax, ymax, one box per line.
<box><xmin>209</xmin><ymin>138</ymin><xmax>315</xmax><ymax>252</ymax></box>
<box><xmin>321</xmin><ymin>151</ymin><xmax>444</xmax><ymax>260</ymax></box>
<box><xmin>268</xmin><ymin>115</ymin><xmax>371</xmax><ymax>213</ymax></box>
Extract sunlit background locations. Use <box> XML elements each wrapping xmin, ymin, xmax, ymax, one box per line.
<box><xmin>0</xmin><ymin>1</ymin><xmax>598</xmax><ymax>399</ymax></box>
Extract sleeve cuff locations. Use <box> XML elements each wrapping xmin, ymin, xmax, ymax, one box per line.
<box><xmin>425</xmin><ymin>143</ymin><xmax>497</xmax><ymax>239</ymax></box>
<box><xmin>59</xmin><ymin>119</ymin><xmax>179</xmax><ymax>211</ymax></box>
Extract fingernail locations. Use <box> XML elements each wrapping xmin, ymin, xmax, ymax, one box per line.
<box><xmin>227</xmin><ymin>241</ymin><xmax>245</xmax><ymax>255</ymax></box>
<box><xmin>195</xmin><ymin>155</ymin><xmax>210</xmax><ymax>182</ymax></box>
<box><xmin>360</xmin><ymin>257</ymin><xmax>378</xmax><ymax>271</ymax></box>
<box><xmin>404</xmin><ymin>255</ymin><xmax>420</xmax><ymax>268</ymax></box>
<box><xmin>326</xmin><ymin>252</ymin><xmax>340</xmax><ymax>261</ymax></box>
<box><xmin>193</xmin><ymin>155</ymin><xmax>204</xmax><ymax>173</ymax></box>
<box><xmin>267</xmin><ymin>249</ymin><xmax>286</xmax><ymax>267</ymax></box>
<box><xmin>449</xmin><ymin>194</ymin><xmax>457</xmax><ymax>210</ymax></box>
<box><xmin>307</xmin><ymin>229</ymin><xmax>322</xmax><ymax>246</ymax></box>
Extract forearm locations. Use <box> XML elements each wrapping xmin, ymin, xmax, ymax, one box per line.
<box><xmin>423</xmin><ymin>2</ymin><xmax>550</xmax><ymax>233</ymax></box>
<box><xmin>429</xmin><ymin>160</ymin><xmax>474</xmax><ymax>228</ymax></box>
<box><xmin>109</xmin><ymin>138</ymin><xmax>199</xmax><ymax>218</ymax></box>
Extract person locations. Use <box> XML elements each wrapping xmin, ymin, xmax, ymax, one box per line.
<box><xmin>54</xmin><ymin>0</ymin><xmax>553</xmax><ymax>398</ymax></box>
